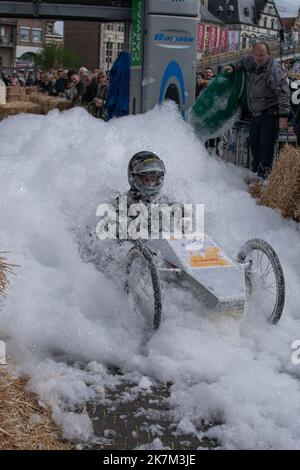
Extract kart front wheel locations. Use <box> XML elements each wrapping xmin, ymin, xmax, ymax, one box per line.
<box><xmin>237</xmin><ymin>238</ymin><xmax>285</xmax><ymax>325</ymax></box>
<box><xmin>125</xmin><ymin>245</ymin><xmax>162</xmax><ymax>330</ymax></box>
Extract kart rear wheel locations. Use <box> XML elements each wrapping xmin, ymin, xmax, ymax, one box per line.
<box><xmin>125</xmin><ymin>245</ymin><xmax>162</xmax><ymax>330</ymax></box>
<box><xmin>237</xmin><ymin>238</ymin><xmax>285</xmax><ymax>325</ymax></box>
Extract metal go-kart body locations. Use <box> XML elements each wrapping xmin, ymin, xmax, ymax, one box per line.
<box><xmin>125</xmin><ymin>235</ymin><xmax>285</xmax><ymax>330</ymax></box>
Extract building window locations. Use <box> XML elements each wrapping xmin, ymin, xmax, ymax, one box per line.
<box><xmin>105</xmin><ymin>41</ymin><xmax>113</xmax><ymax>67</ymax></box>
<box><xmin>227</xmin><ymin>5</ymin><xmax>234</xmax><ymax>17</ymax></box>
<box><xmin>117</xmin><ymin>42</ymin><xmax>124</xmax><ymax>54</ymax></box>
<box><xmin>47</xmin><ymin>23</ymin><xmax>53</xmax><ymax>35</ymax></box>
<box><xmin>242</xmin><ymin>35</ymin><xmax>248</xmax><ymax>48</ymax></box>
<box><xmin>0</xmin><ymin>26</ymin><xmax>5</xmax><ymax>37</ymax></box>
<box><xmin>217</xmin><ymin>6</ymin><xmax>224</xmax><ymax>17</ymax></box>
<box><xmin>106</xmin><ymin>23</ymin><xmax>113</xmax><ymax>31</ymax></box>
<box><xmin>264</xmin><ymin>17</ymin><xmax>268</xmax><ymax>28</ymax></box>
<box><xmin>20</xmin><ymin>27</ymin><xmax>30</xmax><ymax>42</ymax></box>
<box><xmin>271</xmin><ymin>19</ymin><xmax>275</xmax><ymax>30</ymax></box>
<box><xmin>118</xmin><ymin>23</ymin><xmax>124</xmax><ymax>32</ymax></box>
<box><xmin>244</xmin><ymin>8</ymin><xmax>249</xmax><ymax>17</ymax></box>
<box><xmin>32</xmin><ymin>28</ymin><xmax>42</xmax><ymax>43</ymax></box>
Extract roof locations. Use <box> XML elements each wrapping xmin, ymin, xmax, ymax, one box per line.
<box><xmin>281</xmin><ymin>17</ymin><xmax>296</xmax><ymax>31</ymax></box>
<box><xmin>207</xmin><ymin>0</ymin><xmax>257</xmax><ymax>25</ymax></box>
<box><xmin>199</xmin><ymin>3</ymin><xmax>224</xmax><ymax>25</ymax></box>
<box><xmin>207</xmin><ymin>0</ymin><xmax>280</xmax><ymax>26</ymax></box>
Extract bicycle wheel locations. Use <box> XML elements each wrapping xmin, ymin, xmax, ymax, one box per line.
<box><xmin>237</xmin><ymin>238</ymin><xmax>285</xmax><ymax>324</ymax></box>
<box><xmin>125</xmin><ymin>245</ymin><xmax>162</xmax><ymax>330</ymax></box>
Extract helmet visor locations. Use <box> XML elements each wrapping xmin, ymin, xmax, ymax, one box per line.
<box><xmin>138</xmin><ymin>171</ymin><xmax>164</xmax><ymax>187</ymax></box>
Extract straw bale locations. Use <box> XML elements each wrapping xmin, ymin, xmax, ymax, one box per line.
<box><xmin>288</xmin><ymin>72</ymin><xmax>300</xmax><ymax>81</ymax></box>
<box><xmin>0</xmin><ymin>368</ymin><xmax>73</xmax><ymax>450</ymax></box>
<box><xmin>25</xmin><ymin>86</ymin><xmax>38</xmax><ymax>95</ymax></box>
<box><xmin>6</xmin><ymin>87</ymin><xmax>26</xmax><ymax>103</ymax></box>
<box><xmin>248</xmin><ymin>181</ymin><xmax>263</xmax><ymax>200</ymax></box>
<box><xmin>0</xmin><ymin>102</ymin><xmax>43</xmax><ymax>120</ymax></box>
<box><xmin>47</xmin><ymin>97</ymin><xmax>72</xmax><ymax>112</ymax></box>
<box><xmin>259</xmin><ymin>145</ymin><xmax>300</xmax><ymax>221</ymax></box>
<box><xmin>29</xmin><ymin>92</ymin><xmax>43</xmax><ymax>104</ymax></box>
<box><xmin>0</xmin><ymin>255</ymin><xmax>13</xmax><ymax>298</ymax></box>
<box><xmin>57</xmin><ymin>99</ymin><xmax>73</xmax><ymax>112</ymax></box>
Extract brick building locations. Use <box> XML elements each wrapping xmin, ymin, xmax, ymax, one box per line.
<box><xmin>1</xmin><ymin>18</ymin><xmax>62</xmax><ymax>69</ymax></box>
<box><xmin>0</xmin><ymin>19</ymin><xmax>17</xmax><ymax>68</ymax></box>
<box><xmin>64</xmin><ymin>20</ymin><xmax>125</xmax><ymax>71</ymax></box>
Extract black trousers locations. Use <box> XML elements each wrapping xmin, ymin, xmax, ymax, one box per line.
<box><xmin>249</xmin><ymin>112</ymin><xmax>279</xmax><ymax>179</ymax></box>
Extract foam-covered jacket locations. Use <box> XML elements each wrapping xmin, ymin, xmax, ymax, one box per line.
<box><xmin>233</xmin><ymin>55</ymin><xmax>290</xmax><ymax>117</ymax></box>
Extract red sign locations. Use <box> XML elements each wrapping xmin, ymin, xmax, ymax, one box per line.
<box><xmin>197</xmin><ymin>23</ymin><xmax>206</xmax><ymax>51</ymax></box>
<box><xmin>219</xmin><ymin>29</ymin><xmax>228</xmax><ymax>52</ymax></box>
<box><xmin>207</xmin><ymin>26</ymin><xmax>218</xmax><ymax>51</ymax></box>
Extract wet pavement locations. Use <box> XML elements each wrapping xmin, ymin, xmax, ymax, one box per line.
<box><xmin>85</xmin><ymin>378</ymin><xmax>219</xmax><ymax>450</ymax></box>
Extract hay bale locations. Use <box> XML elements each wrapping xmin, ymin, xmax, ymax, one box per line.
<box><xmin>28</xmin><ymin>93</ymin><xmax>49</xmax><ymax>113</ymax></box>
<box><xmin>6</xmin><ymin>86</ymin><xmax>22</xmax><ymax>103</ymax></box>
<box><xmin>47</xmin><ymin>97</ymin><xmax>72</xmax><ymax>112</ymax></box>
<box><xmin>0</xmin><ymin>255</ymin><xmax>12</xmax><ymax>298</ymax></box>
<box><xmin>56</xmin><ymin>99</ymin><xmax>73</xmax><ymax>112</ymax></box>
<box><xmin>47</xmin><ymin>96</ymin><xmax>60</xmax><ymax>112</ymax></box>
<box><xmin>24</xmin><ymin>102</ymin><xmax>44</xmax><ymax>115</ymax></box>
<box><xmin>259</xmin><ymin>145</ymin><xmax>300</xmax><ymax>220</ymax></box>
<box><xmin>0</xmin><ymin>102</ymin><xmax>44</xmax><ymax>120</ymax></box>
<box><xmin>29</xmin><ymin>92</ymin><xmax>42</xmax><ymax>104</ymax></box>
<box><xmin>25</xmin><ymin>86</ymin><xmax>38</xmax><ymax>95</ymax></box>
<box><xmin>0</xmin><ymin>368</ymin><xmax>73</xmax><ymax>450</ymax></box>
<box><xmin>248</xmin><ymin>181</ymin><xmax>263</xmax><ymax>200</ymax></box>
<box><xmin>6</xmin><ymin>86</ymin><xmax>26</xmax><ymax>103</ymax></box>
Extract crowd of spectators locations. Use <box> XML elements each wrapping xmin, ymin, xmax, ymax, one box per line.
<box><xmin>0</xmin><ymin>66</ymin><xmax>110</xmax><ymax>119</ymax></box>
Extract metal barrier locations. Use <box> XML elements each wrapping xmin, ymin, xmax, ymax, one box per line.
<box><xmin>211</xmin><ymin>119</ymin><xmax>297</xmax><ymax>169</ymax></box>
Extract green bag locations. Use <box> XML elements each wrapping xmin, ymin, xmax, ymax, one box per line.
<box><xmin>189</xmin><ymin>69</ymin><xmax>247</xmax><ymax>142</ymax></box>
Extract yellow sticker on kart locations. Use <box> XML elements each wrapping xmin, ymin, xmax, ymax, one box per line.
<box><xmin>188</xmin><ymin>246</ymin><xmax>232</xmax><ymax>268</ymax></box>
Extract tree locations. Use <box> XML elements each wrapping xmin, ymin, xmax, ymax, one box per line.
<box><xmin>35</xmin><ymin>44</ymin><xmax>81</xmax><ymax>70</ymax></box>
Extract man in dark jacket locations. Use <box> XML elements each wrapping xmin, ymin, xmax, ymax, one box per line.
<box><xmin>223</xmin><ymin>42</ymin><xmax>290</xmax><ymax>178</ymax></box>
<box><xmin>53</xmin><ymin>69</ymin><xmax>67</xmax><ymax>96</ymax></box>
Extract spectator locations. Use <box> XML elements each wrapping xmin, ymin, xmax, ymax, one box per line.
<box><xmin>11</xmin><ymin>73</ymin><xmax>19</xmax><ymax>86</ymax></box>
<box><xmin>53</xmin><ymin>69</ymin><xmax>67</xmax><ymax>96</ymax></box>
<box><xmin>203</xmin><ymin>66</ymin><xmax>214</xmax><ymax>82</ymax></box>
<box><xmin>1</xmin><ymin>72</ymin><xmax>10</xmax><ymax>86</ymax></box>
<box><xmin>279</xmin><ymin>28</ymin><xmax>285</xmax><ymax>43</ymax></box>
<box><xmin>79</xmin><ymin>67</ymin><xmax>88</xmax><ymax>80</ymax></box>
<box><xmin>195</xmin><ymin>72</ymin><xmax>205</xmax><ymax>98</ymax></box>
<box><xmin>69</xmin><ymin>73</ymin><xmax>85</xmax><ymax>104</ymax></box>
<box><xmin>91</xmin><ymin>71</ymin><xmax>109</xmax><ymax>119</ymax></box>
<box><xmin>195</xmin><ymin>67</ymin><xmax>215</xmax><ymax>98</ymax></box>
<box><xmin>39</xmin><ymin>72</ymin><xmax>52</xmax><ymax>93</ymax></box>
<box><xmin>223</xmin><ymin>42</ymin><xmax>290</xmax><ymax>179</ymax></box>
<box><xmin>25</xmin><ymin>72</ymin><xmax>35</xmax><ymax>87</ymax></box>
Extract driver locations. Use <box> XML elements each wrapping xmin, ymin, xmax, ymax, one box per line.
<box><xmin>112</xmin><ymin>151</ymin><xmax>168</xmax><ymax>239</ymax></box>
<box><xmin>126</xmin><ymin>151</ymin><xmax>166</xmax><ymax>205</ymax></box>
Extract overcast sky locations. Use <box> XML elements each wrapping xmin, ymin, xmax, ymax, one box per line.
<box><xmin>276</xmin><ymin>0</ymin><xmax>300</xmax><ymax>16</ymax></box>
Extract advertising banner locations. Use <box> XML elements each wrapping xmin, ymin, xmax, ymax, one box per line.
<box><xmin>197</xmin><ymin>23</ymin><xmax>206</xmax><ymax>51</ymax></box>
<box><xmin>219</xmin><ymin>28</ymin><xmax>228</xmax><ymax>52</ymax></box>
<box><xmin>207</xmin><ymin>26</ymin><xmax>218</xmax><ymax>51</ymax></box>
<box><xmin>228</xmin><ymin>30</ymin><xmax>240</xmax><ymax>51</ymax></box>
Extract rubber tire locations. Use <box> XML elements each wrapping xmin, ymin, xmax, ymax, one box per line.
<box><xmin>237</xmin><ymin>238</ymin><xmax>285</xmax><ymax>325</ymax></box>
<box><xmin>125</xmin><ymin>245</ymin><xmax>162</xmax><ymax>330</ymax></box>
